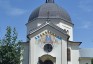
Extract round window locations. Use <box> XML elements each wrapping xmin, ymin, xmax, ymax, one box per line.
<box><xmin>44</xmin><ymin>44</ymin><xmax>53</xmax><ymax>53</ymax></box>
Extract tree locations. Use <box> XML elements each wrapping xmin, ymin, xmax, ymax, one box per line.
<box><xmin>0</xmin><ymin>26</ymin><xmax>22</xmax><ymax>64</ymax></box>
<box><xmin>92</xmin><ymin>58</ymin><xmax>93</xmax><ymax>64</ymax></box>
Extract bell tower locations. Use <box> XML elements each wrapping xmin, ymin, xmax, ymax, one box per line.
<box><xmin>28</xmin><ymin>25</ymin><xmax>69</xmax><ymax>64</ymax></box>
<box><xmin>23</xmin><ymin>0</ymin><xmax>74</xmax><ymax>64</ymax></box>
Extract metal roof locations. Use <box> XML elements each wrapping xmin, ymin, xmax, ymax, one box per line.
<box><xmin>28</xmin><ymin>3</ymin><xmax>72</xmax><ymax>23</ymax></box>
<box><xmin>79</xmin><ymin>48</ymin><xmax>93</xmax><ymax>58</ymax></box>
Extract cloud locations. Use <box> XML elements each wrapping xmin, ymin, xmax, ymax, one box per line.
<box><xmin>7</xmin><ymin>8</ymin><xmax>26</xmax><ymax>16</ymax></box>
<box><xmin>80</xmin><ymin>21</ymin><xmax>92</xmax><ymax>29</ymax></box>
<box><xmin>0</xmin><ymin>0</ymin><xmax>26</xmax><ymax>16</ymax></box>
<box><xmin>78</xmin><ymin>0</ymin><xmax>93</xmax><ymax>12</ymax></box>
<box><xmin>82</xmin><ymin>22</ymin><xmax>91</xmax><ymax>29</ymax></box>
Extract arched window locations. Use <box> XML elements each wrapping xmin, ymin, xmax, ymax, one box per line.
<box><xmin>67</xmin><ymin>48</ymin><xmax>71</xmax><ymax>61</ymax></box>
<box><xmin>67</xmin><ymin>30</ymin><xmax>69</xmax><ymax>35</ymax></box>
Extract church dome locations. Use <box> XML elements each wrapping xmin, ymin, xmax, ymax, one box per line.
<box><xmin>28</xmin><ymin>0</ymin><xmax>72</xmax><ymax>23</ymax></box>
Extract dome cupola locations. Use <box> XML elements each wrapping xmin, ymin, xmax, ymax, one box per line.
<box><xmin>28</xmin><ymin>0</ymin><xmax>72</xmax><ymax>23</ymax></box>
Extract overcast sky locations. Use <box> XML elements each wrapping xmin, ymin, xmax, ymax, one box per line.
<box><xmin>0</xmin><ymin>0</ymin><xmax>93</xmax><ymax>48</ymax></box>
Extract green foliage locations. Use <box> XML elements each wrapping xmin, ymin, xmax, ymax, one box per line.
<box><xmin>0</xmin><ymin>26</ymin><xmax>22</xmax><ymax>64</ymax></box>
<box><xmin>91</xmin><ymin>58</ymin><xmax>93</xmax><ymax>64</ymax></box>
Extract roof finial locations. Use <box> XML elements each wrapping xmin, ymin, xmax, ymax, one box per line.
<box><xmin>46</xmin><ymin>0</ymin><xmax>54</xmax><ymax>3</ymax></box>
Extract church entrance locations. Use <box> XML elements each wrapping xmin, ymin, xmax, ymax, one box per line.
<box><xmin>38</xmin><ymin>54</ymin><xmax>56</xmax><ymax>64</ymax></box>
<box><xmin>43</xmin><ymin>60</ymin><xmax>53</xmax><ymax>64</ymax></box>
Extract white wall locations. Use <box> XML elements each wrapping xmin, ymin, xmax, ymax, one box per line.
<box><xmin>30</xmin><ymin>36</ymin><xmax>62</xmax><ymax>64</ymax></box>
<box><xmin>62</xmin><ymin>39</ymin><xmax>67</xmax><ymax>64</ymax></box>
<box><xmin>71</xmin><ymin>45</ymin><xmax>80</xmax><ymax>64</ymax></box>
<box><xmin>67</xmin><ymin>45</ymin><xmax>72</xmax><ymax>64</ymax></box>
<box><xmin>56</xmin><ymin>22</ymin><xmax>73</xmax><ymax>41</ymax></box>
<box><xmin>29</xmin><ymin>30</ymin><xmax>68</xmax><ymax>64</ymax></box>
<box><xmin>67</xmin><ymin>44</ymin><xmax>80</xmax><ymax>64</ymax></box>
<box><xmin>22</xmin><ymin>43</ymin><xmax>29</xmax><ymax>64</ymax></box>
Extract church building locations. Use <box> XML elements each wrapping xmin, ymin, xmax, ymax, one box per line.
<box><xmin>22</xmin><ymin>0</ymin><xmax>93</xmax><ymax>64</ymax></box>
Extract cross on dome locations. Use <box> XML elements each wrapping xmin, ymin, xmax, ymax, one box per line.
<box><xmin>46</xmin><ymin>0</ymin><xmax>54</xmax><ymax>3</ymax></box>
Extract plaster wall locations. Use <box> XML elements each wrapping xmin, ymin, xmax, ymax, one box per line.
<box><xmin>56</xmin><ymin>22</ymin><xmax>73</xmax><ymax>41</ymax></box>
<box><xmin>29</xmin><ymin>31</ymin><xmax>67</xmax><ymax>64</ymax></box>
<box><xmin>68</xmin><ymin>44</ymin><xmax>80</xmax><ymax>64</ymax></box>
<box><xmin>71</xmin><ymin>45</ymin><xmax>79</xmax><ymax>64</ymax></box>
<box><xmin>68</xmin><ymin>62</ymin><xmax>72</xmax><ymax>64</ymax></box>
<box><xmin>62</xmin><ymin>39</ymin><xmax>67</xmax><ymax>64</ymax></box>
<box><xmin>22</xmin><ymin>44</ymin><xmax>29</xmax><ymax>64</ymax></box>
<box><xmin>68</xmin><ymin>45</ymin><xmax>72</xmax><ymax>64</ymax></box>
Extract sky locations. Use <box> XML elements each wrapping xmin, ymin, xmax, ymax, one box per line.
<box><xmin>0</xmin><ymin>0</ymin><xmax>93</xmax><ymax>48</ymax></box>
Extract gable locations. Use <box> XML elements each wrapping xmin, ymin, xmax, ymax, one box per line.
<box><xmin>27</xmin><ymin>22</ymin><xmax>69</xmax><ymax>40</ymax></box>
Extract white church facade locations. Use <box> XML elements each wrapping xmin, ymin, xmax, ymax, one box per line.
<box><xmin>22</xmin><ymin>0</ymin><xmax>93</xmax><ymax>64</ymax></box>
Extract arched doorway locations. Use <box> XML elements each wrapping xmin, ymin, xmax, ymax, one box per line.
<box><xmin>38</xmin><ymin>54</ymin><xmax>56</xmax><ymax>64</ymax></box>
<box><xmin>43</xmin><ymin>60</ymin><xmax>53</xmax><ymax>64</ymax></box>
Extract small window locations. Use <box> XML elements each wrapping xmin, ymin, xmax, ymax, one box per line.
<box><xmin>67</xmin><ymin>30</ymin><xmax>69</xmax><ymax>35</ymax></box>
<box><xmin>37</xmin><ymin>23</ymin><xmax>41</xmax><ymax>26</ymax></box>
<box><xmin>67</xmin><ymin>48</ymin><xmax>71</xmax><ymax>61</ymax></box>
